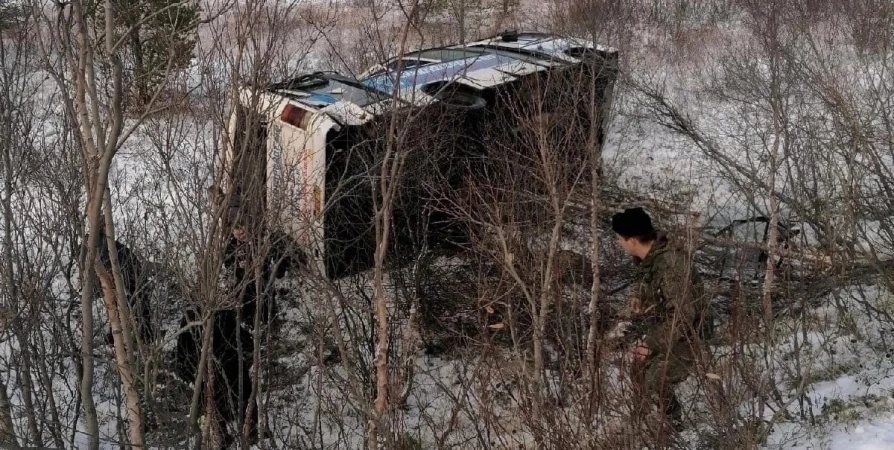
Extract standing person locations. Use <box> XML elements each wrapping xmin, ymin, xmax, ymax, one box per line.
<box><xmin>223</xmin><ymin>210</ymin><xmax>254</xmax><ymax>323</ymax></box>
<box><xmin>173</xmin><ymin>208</ymin><xmax>264</xmax><ymax>448</ymax></box>
<box><xmin>612</xmin><ymin>207</ymin><xmax>708</xmax><ymax>434</ymax></box>
<box><xmin>223</xmin><ymin>208</ymin><xmax>300</xmax><ymax>330</ymax></box>
<box><xmin>200</xmin><ymin>207</ymin><xmax>301</xmax><ymax>446</ymax></box>
<box><xmin>212</xmin><ymin>307</ymin><xmax>257</xmax><ymax>446</ymax></box>
<box><xmin>173</xmin><ymin>306</ymin><xmax>256</xmax><ymax>448</ymax></box>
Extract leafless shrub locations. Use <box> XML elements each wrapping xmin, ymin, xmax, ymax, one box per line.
<box><xmin>5</xmin><ymin>0</ymin><xmax>894</xmax><ymax>448</ymax></box>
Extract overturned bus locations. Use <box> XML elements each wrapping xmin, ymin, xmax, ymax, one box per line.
<box><xmin>223</xmin><ymin>31</ymin><xmax>619</xmax><ymax>279</ymax></box>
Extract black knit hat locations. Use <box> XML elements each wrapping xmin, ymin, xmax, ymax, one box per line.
<box><xmin>611</xmin><ymin>207</ymin><xmax>655</xmax><ymax>239</ymax></box>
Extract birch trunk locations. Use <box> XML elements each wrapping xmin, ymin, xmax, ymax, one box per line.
<box><xmin>96</xmin><ymin>264</ymin><xmax>145</xmax><ymax>447</ymax></box>
<box><xmin>585</xmin><ymin>58</ymin><xmax>605</xmax><ymax>380</ymax></box>
<box><xmin>368</xmin><ymin>7</ymin><xmax>419</xmax><ymax>448</ymax></box>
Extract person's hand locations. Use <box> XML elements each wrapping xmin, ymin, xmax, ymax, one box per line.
<box><xmin>606</xmin><ymin>320</ymin><xmax>630</xmax><ymax>340</ymax></box>
<box><xmin>629</xmin><ymin>342</ymin><xmax>650</xmax><ymax>361</ymax></box>
<box><xmin>621</xmin><ymin>296</ymin><xmax>642</xmax><ymax>318</ymax></box>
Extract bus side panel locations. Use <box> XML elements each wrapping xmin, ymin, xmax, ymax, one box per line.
<box><xmin>274</xmin><ymin>110</ymin><xmax>314</xmax><ymax>238</ymax></box>
<box><xmin>271</xmin><ymin>105</ymin><xmax>330</xmax><ymax>277</ymax></box>
<box><xmin>266</xmin><ymin>119</ymin><xmax>290</xmax><ymax>227</ymax></box>
<box><xmin>309</xmin><ymin>121</ymin><xmax>328</xmax><ymax>276</ymax></box>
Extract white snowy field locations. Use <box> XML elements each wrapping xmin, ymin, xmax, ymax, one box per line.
<box><xmin>3</xmin><ymin>1</ymin><xmax>894</xmax><ymax>449</ymax></box>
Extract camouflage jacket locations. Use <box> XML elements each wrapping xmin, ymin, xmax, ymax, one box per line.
<box><xmin>629</xmin><ymin>233</ymin><xmax>706</xmax><ymax>362</ymax></box>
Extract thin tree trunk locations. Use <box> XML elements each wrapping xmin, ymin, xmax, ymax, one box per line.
<box><xmin>78</xmin><ymin>182</ymin><xmax>106</xmax><ymax>450</ymax></box>
<box><xmin>0</xmin><ymin>375</ymin><xmax>18</xmax><ymax>449</ymax></box>
<box><xmin>237</xmin><ymin>302</ymin><xmax>248</xmax><ymax>449</ymax></box>
<box><xmin>762</xmin><ymin>33</ymin><xmax>784</xmax><ymax>345</ymax></box>
<box><xmin>35</xmin><ymin>331</ymin><xmax>68</xmax><ymax>450</ymax></box>
<box><xmin>757</xmin><ymin>6</ymin><xmax>786</xmax><ymax>420</ymax></box>
<box><xmin>96</xmin><ymin>264</ymin><xmax>145</xmax><ymax>448</ymax></box>
<box><xmin>370</xmin><ymin>165</ymin><xmax>394</xmax><ymax>450</ymax></box>
<box><xmin>103</xmin><ymin>192</ymin><xmax>138</xmax><ymax>358</ymax></box>
<box><xmin>762</xmin><ymin>132</ymin><xmax>781</xmax><ymax>343</ymax></box>
<box><xmin>242</xmin><ymin>261</ymin><xmax>264</xmax><ymax>447</ymax></box>
<box><xmin>532</xmin><ymin>214</ymin><xmax>564</xmax><ymax>425</ymax></box>
<box><xmin>188</xmin><ymin>314</ymin><xmax>214</xmax><ymax>450</ymax></box>
<box><xmin>585</xmin><ymin>56</ymin><xmax>605</xmax><ymax>386</ymax></box>
<box><xmin>398</xmin><ymin>252</ymin><xmax>424</xmax><ymax>406</ymax></box>
<box><xmin>313</xmin><ymin>332</ymin><xmax>325</xmax><ymax>448</ymax></box>
<box><xmin>369</xmin><ymin>7</ymin><xmax>419</xmax><ymax>448</ymax></box>
<box><xmin>243</xmin><ymin>272</ymin><xmax>263</xmax><ymax>446</ymax></box>
<box><xmin>130</xmin><ymin>24</ymin><xmax>146</xmax><ymax>105</ymax></box>
<box><xmin>69</xmin><ymin>0</ymin><xmax>118</xmax><ymax>442</ymax></box>
<box><xmin>12</xmin><ymin>333</ymin><xmax>41</xmax><ymax>447</ymax></box>
<box><xmin>100</xmin><ymin>188</ymin><xmax>146</xmax><ymax>447</ymax></box>
<box><xmin>203</xmin><ymin>359</ymin><xmax>223</xmax><ymax>450</ymax></box>
<box><xmin>531</xmin><ymin>91</ymin><xmax>566</xmax><ymax>425</ymax></box>
<box><xmin>2</xmin><ymin>157</ymin><xmax>39</xmax><ymax>446</ymax></box>
<box><xmin>0</xmin><ymin>114</ymin><xmax>23</xmax><ymax>450</ymax></box>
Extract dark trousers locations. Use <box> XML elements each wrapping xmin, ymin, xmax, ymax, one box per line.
<box><xmin>175</xmin><ymin>309</ymin><xmax>257</xmax><ymax>443</ymax></box>
<box><xmin>211</xmin><ymin>310</ymin><xmax>255</xmax><ymax>426</ymax></box>
<box><xmin>631</xmin><ymin>356</ymin><xmax>686</xmax><ymax>432</ymax></box>
<box><xmin>237</xmin><ymin>279</ymin><xmax>277</xmax><ymax>330</ymax></box>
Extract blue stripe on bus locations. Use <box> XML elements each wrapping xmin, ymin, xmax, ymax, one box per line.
<box><xmin>303</xmin><ymin>93</ymin><xmax>338</xmax><ymax>105</ymax></box>
<box><xmin>362</xmin><ymin>53</ymin><xmax>521</xmax><ymax>94</ymax></box>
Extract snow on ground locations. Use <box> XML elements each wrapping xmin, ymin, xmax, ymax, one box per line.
<box><xmin>828</xmin><ymin>416</ymin><xmax>894</xmax><ymax>450</ymax></box>
<box><xmin>760</xmin><ymin>286</ymin><xmax>894</xmax><ymax>450</ymax></box>
<box><xmin>769</xmin><ymin>412</ymin><xmax>894</xmax><ymax>450</ymax></box>
<box><xmin>6</xmin><ymin>4</ymin><xmax>894</xmax><ymax>449</ymax></box>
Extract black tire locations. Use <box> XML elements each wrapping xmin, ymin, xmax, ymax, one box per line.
<box><xmin>427</xmin><ymin>84</ymin><xmax>487</xmax><ymax>110</ymax></box>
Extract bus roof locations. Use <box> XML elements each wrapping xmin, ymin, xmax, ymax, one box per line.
<box><xmin>261</xmin><ymin>31</ymin><xmax>617</xmax><ymax>124</ymax></box>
